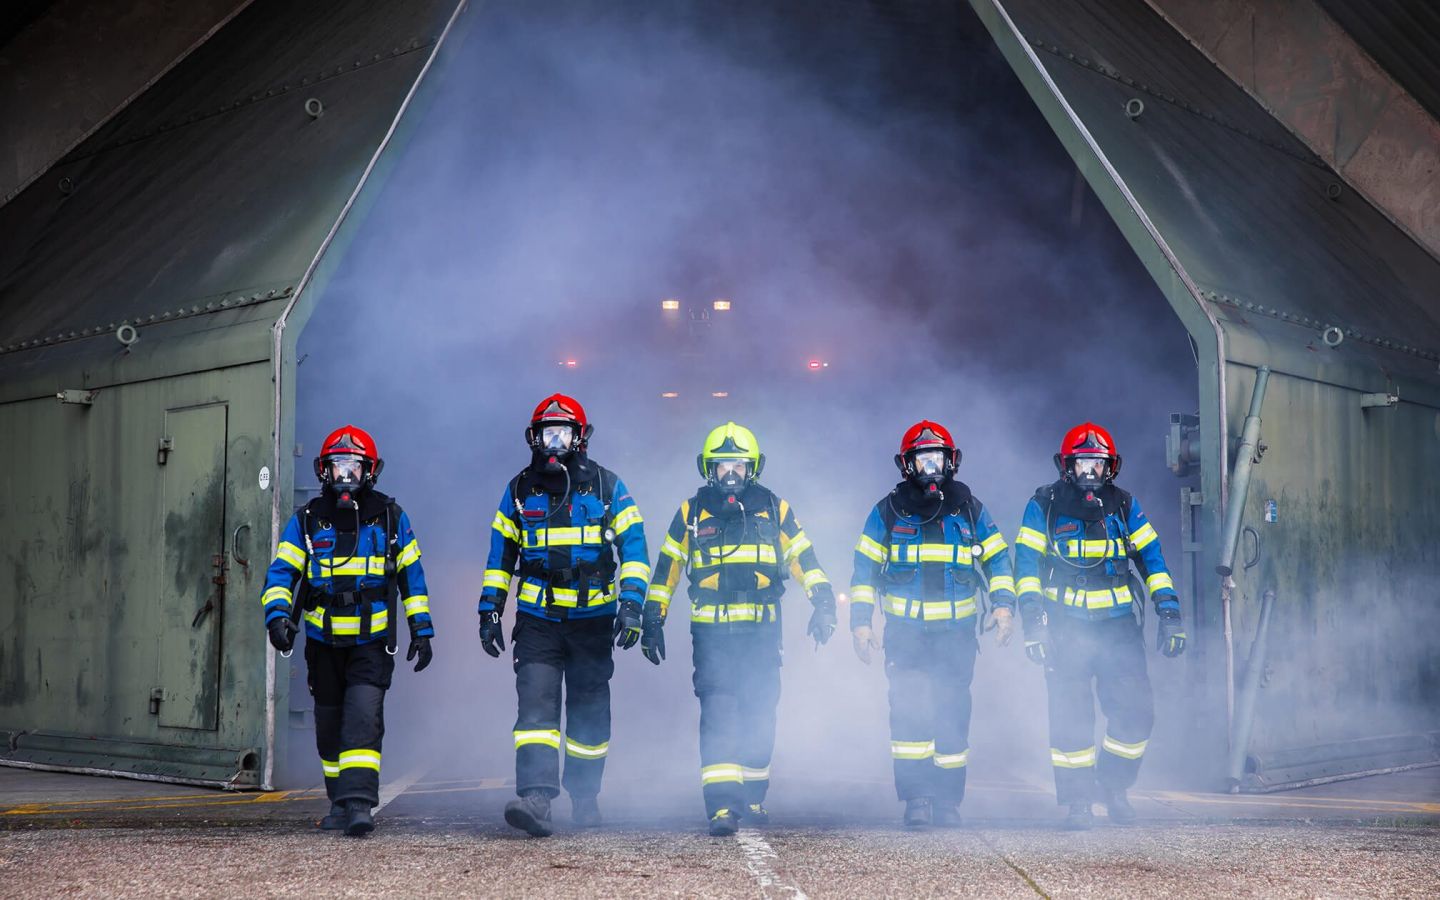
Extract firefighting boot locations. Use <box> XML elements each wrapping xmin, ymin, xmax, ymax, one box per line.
<box><xmin>903</xmin><ymin>798</ymin><xmax>933</xmax><ymax>830</ymax></box>
<box><xmin>318</xmin><ymin>801</ymin><xmax>347</xmax><ymax>830</ymax></box>
<box><xmin>744</xmin><ymin>803</ymin><xmax>770</xmax><ymax>826</ymax></box>
<box><xmin>504</xmin><ymin>791</ymin><xmax>554</xmax><ymax>837</ymax></box>
<box><xmin>708</xmin><ymin>809</ymin><xmax>740</xmax><ymax>836</ymax></box>
<box><xmin>933</xmin><ymin>803</ymin><xmax>963</xmax><ymax>828</ymax></box>
<box><xmin>572</xmin><ymin>795</ymin><xmax>602</xmax><ymax>828</ymax></box>
<box><xmin>1063</xmin><ymin>802</ymin><xmax>1094</xmax><ymax>831</ymax></box>
<box><xmin>343</xmin><ymin>799</ymin><xmax>374</xmax><ymax>837</ymax></box>
<box><xmin>1101</xmin><ymin>787</ymin><xmax>1136</xmax><ymax>824</ymax></box>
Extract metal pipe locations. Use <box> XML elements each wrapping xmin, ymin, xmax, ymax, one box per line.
<box><xmin>1217</xmin><ymin>366</ymin><xmax>1270</xmax><ymax>577</ymax></box>
<box><xmin>1227</xmin><ymin>587</ymin><xmax>1276</xmax><ymax>790</ymax></box>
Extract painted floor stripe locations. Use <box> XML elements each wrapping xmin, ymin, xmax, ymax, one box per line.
<box><xmin>374</xmin><ymin>767</ymin><xmax>427</xmax><ymax>815</ymax></box>
<box><xmin>736</xmin><ymin>828</ymin><xmax>808</xmax><ymax>899</ymax></box>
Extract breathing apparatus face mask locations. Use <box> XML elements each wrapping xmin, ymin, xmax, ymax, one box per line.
<box><xmin>908</xmin><ymin>449</ymin><xmax>949</xmax><ymax>495</ymax></box>
<box><xmin>324</xmin><ymin>454</ymin><xmax>367</xmax><ymax>508</ymax></box>
<box><xmin>532</xmin><ymin>423</ymin><xmax>578</xmax><ymax>473</ymax></box>
<box><xmin>1070</xmin><ymin>456</ymin><xmax>1108</xmax><ymax>491</ymax></box>
<box><xmin>710</xmin><ymin>459</ymin><xmax>749</xmax><ymax>496</ymax></box>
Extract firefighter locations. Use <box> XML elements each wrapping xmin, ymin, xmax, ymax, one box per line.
<box><xmin>262</xmin><ymin>424</ymin><xmax>435</xmax><ymax>837</ymax></box>
<box><xmin>1013</xmin><ymin>422</ymin><xmax>1186</xmax><ymax>830</ymax></box>
<box><xmin>645</xmin><ymin>422</ymin><xmax>836</xmax><ymax>836</ymax></box>
<box><xmin>849</xmin><ymin>421</ymin><xmax>1016</xmax><ymax>829</ymax></box>
<box><xmin>478</xmin><ymin>394</ymin><xmax>651</xmax><ymax>837</ymax></box>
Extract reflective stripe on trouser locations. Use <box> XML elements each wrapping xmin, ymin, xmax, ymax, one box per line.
<box><xmin>692</xmin><ymin>624</ymin><xmax>782</xmax><ymax>816</ymax></box>
<box><xmin>883</xmin><ymin>623</ymin><xmax>977</xmax><ymax>804</ymax></box>
<box><xmin>305</xmin><ymin>640</ymin><xmax>394</xmax><ymax>806</ymax></box>
<box><xmin>512</xmin><ymin>614</ymin><xmax>615</xmax><ymax>799</ymax></box>
<box><xmin>1044</xmin><ymin>614</ymin><xmax>1154</xmax><ymax>805</ymax></box>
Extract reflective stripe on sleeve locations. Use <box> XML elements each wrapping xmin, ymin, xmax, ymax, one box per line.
<box><xmin>988</xmin><ymin>575</ymin><xmax>1016</xmax><ymax>595</ymax></box>
<box><xmin>262</xmin><ymin>585</ymin><xmax>292</xmax><ymax>608</ymax></box>
<box><xmin>662</xmin><ymin>535</ymin><xmax>688</xmax><ymax>561</ymax></box>
<box><xmin>1130</xmin><ymin>522</ymin><xmax>1158</xmax><ymax>551</ymax></box>
<box><xmin>492</xmin><ymin>511</ymin><xmax>521</xmax><ymax>543</ymax></box>
<box><xmin>856</xmin><ymin>535</ymin><xmax>886</xmax><ymax>563</ymax></box>
<box><xmin>784</xmin><ymin>532</ymin><xmax>814</xmax><ymax>561</ymax></box>
<box><xmin>275</xmin><ymin>541</ymin><xmax>306</xmax><ymax>570</ymax></box>
<box><xmin>980</xmin><ymin>532</ymin><xmax>1007</xmax><ymax>561</ymax></box>
<box><xmin>849</xmin><ymin>585</ymin><xmax>876</xmax><ymax>604</ymax></box>
<box><xmin>1145</xmin><ymin>571</ymin><xmax>1175</xmax><ymax>595</ymax></box>
<box><xmin>402</xmin><ymin>594</ymin><xmax>430</xmax><ymax>616</ymax></box>
<box><xmin>619</xmin><ymin>560</ymin><xmax>652</xmax><ymax>583</ymax></box>
<box><xmin>397</xmin><ymin>539</ymin><xmax>421</xmax><ymax>569</ymax></box>
<box><xmin>1015</xmin><ymin>527</ymin><xmax>1048</xmax><ymax>553</ymax></box>
<box><xmin>611</xmin><ymin>505</ymin><xmax>644</xmax><ymax>536</ymax></box>
<box><xmin>483</xmin><ymin>568</ymin><xmax>512</xmax><ymax>591</ymax></box>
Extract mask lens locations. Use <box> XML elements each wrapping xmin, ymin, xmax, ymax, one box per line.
<box><xmin>715</xmin><ymin>460</ymin><xmax>748</xmax><ymax>482</ymax></box>
<box><xmin>329</xmin><ymin>455</ymin><xmax>364</xmax><ymax>485</ymax></box>
<box><xmin>541</xmin><ymin>424</ymin><xmax>575</xmax><ymax>451</ymax></box>
<box><xmin>914</xmin><ymin>450</ymin><xmax>946</xmax><ymax>476</ymax></box>
<box><xmin>1073</xmin><ymin>457</ymin><xmax>1107</xmax><ymax>480</ymax></box>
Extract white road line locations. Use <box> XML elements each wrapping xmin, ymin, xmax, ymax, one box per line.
<box><xmin>373</xmin><ymin>767</ymin><xmax>427</xmax><ymax>816</ymax></box>
<box><xmin>735</xmin><ymin>828</ymin><xmax>808</xmax><ymax>899</ymax></box>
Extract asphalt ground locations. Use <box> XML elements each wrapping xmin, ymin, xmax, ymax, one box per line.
<box><xmin>1</xmin><ymin>766</ymin><xmax>1437</xmax><ymax>898</ymax></box>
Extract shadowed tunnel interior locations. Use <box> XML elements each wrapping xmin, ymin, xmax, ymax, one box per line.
<box><xmin>293</xmin><ymin>0</ymin><xmax>1196</xmax><ymax>817</ymax></box>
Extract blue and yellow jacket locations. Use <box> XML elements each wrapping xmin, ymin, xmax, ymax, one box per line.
<box><xmin>478</xmin><ymin>461</ymin><xmax>650</xmax><ymax>622</ymax></box>
<box><xmin>261</xmin><ymin>491</ymin><xmax>433</xmax><ymax>645</ymax></box>
<box><xmin>1013</xmin><ymin>481</ymin><xmax>1178</xmax><ymax>621</ymax></box>
<box><xmin>850</xmin><ymin>480</ymin><xmax>1016</xmax><ymax>630</ymax></box>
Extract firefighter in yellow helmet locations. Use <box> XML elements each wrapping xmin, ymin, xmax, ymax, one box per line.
<box><xmin>645</xmin><ymin>423</ymin><xmax>837</xmax><ymax>836</ymax></box>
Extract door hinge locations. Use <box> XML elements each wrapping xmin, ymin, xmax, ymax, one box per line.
<box><xmin>149</xmin><ymin>688</ymin><xmax>164</xmax><ymax>715</ymax></box>
<box><xmin>157</xmin><ymin>436</ymin><xmax>174</xmax><ymax>465</ymax></box>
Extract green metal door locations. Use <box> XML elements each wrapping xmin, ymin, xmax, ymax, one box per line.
<box><xmin>157</xmin><ymin>403</ymin><xmax>229</xmax><ymax>731</ymax></box>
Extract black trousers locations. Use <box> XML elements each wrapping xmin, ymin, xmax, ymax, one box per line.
<box><xmin>512</xmin><ymin>613</ymin><xmax>615</xmax><ymax>799</ymax></box>
<box><xmin>1044</xmin><ymin>613</ymin><xmax>1154</xmax><ymax>805</ymax></box>
<box><xmin>883</xmin><ymin>623</ymin><xmax>977</xmax><ymax>804</ymax></box>
<box><xmin>692</xmin><ymin>625</ymin><xmax>782</xmax><ymax>817</ymax></box>
<box><xmin>306</xmin><ymin>639</ymin><xmax>394</xmax><ymax>807</ymax></box>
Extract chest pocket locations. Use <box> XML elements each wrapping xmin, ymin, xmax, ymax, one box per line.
<box><xmin>884</xmin><ymin>522</ymin><xmax>923</xmax><ymax>583</ymax></box>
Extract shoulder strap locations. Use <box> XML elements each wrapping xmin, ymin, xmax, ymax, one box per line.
<box><xmin>880</xmin><ymin>493</ymin><xmax>897</xmax><ymax>534</ymax></box>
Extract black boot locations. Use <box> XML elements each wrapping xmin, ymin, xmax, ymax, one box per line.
<box><xmin>933</xmin><ymin>803</ymin><xmax>963</xmax><ymax>828</ymax></box>
<box><xmin>1063</xmin><ymin>802</ymin><xmax>1094</xmax><ymax>831</ymax></box>
<box><xmin>708</xmin><ymin>808</ymin><xmax>740</xmax><ymax>836</ymax></box>
<box><xmin>343</xmin><ymin>799</ymin><xmax>374</xmax><ymax>837</ymax></box>
<box><xmin>904</xmin><ymin>798</ymin><xmax>933</xmax><ymax>830</ymax></box>
<box><xmin>744</xmin><ymin>803</ymin><xmax>770</xmax><ymax>826</ymax></box>
<box><xmin>504</xmin><ymin>791</ymin><xmax>554</xmax><ymax>837</ymax></box>
<box><xmin>1102</xmin><ymin>787</ymin><xmax>1136</xmax><ymax>823</ymax></box>
<box><xmin>318</xmin><ymin>801</ymin><xmax>346</xmax><ymax>830</ymax></box>
<box><xmin>572</xmin><ymin>795</ymin><xmax>602</xmax><ymax>828</ymax></box>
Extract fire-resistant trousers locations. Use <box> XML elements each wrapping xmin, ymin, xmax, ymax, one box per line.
<box><xmin>511</xmin><ymin>613</ymin><xmax>615</xmax><ymax>799</ymax></box>
<box><xmin>307</xmin><ymin>638</ymin><xmax>394</xmax><ymax>807</ymax></box>
<box><xmin>1044</xmin><ymin>613</ymin><xmax>1154</xmax><ymax>805</ymax></box>
<box><xmin>692</xmin><ymin>625</ymin><xmax>782</xmax><ymax>817</ymax></box>
<box><xmin>883</xmin><ymin>622</ymin><xmax>977</xmax><ymax>804</ymax></box>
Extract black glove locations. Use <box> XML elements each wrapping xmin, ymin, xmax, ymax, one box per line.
<box><xmin>267</xmin><ymin>617</ymin><xmax>297</xmax><ymax>653</ymax></box>
<box><xmin>807</xmin><ymin>586</ymin><xmax>837</xmax><ymax>646</ymax></box>
<box><xmin>613</xmin><ymin>599</ymin><xmax>643</xmax><ymax>650</ymax></box>
<box><xmin>641</xmin><ymin>600</ymin><xmax>666</xmax><ymax>666</ymax></box>
<box><xmin>1021</xmin><ymin>603</ymin><xmax>1049</xmax><ymax>665</ymax></box>
<box><xmin>406</xmin><ymin>636</ymin><xmax>433</xmax><ymax>672</ymax></box>
<box><xmin>478</xmin><ymin>608</ymin><xmax>505</xmax><ymax>658</ymax></box>
<box><xmin>1157</xmin><ymin>607</ymin><xmax>1186</xmax><ymax>657</ymax></box>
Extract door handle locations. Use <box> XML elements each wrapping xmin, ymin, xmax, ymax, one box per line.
<box><xmin>232</xmin><ymin>523</ymin><xmax>251</xmax><ymax>573</ymax></box>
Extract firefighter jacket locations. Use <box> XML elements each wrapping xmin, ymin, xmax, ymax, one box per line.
<box><xmin>1013</xmin><ymin>481</ymin><xmax>1179</xmax><ymax>621</ymax></box>
<box><xmin>646</xmin><ymin>483</ymin><xmax>832</xmax><ymax>627</ymax></box>
<box><xmin>478</xmin><ymin>459</ymin><xmax>650</xmax><ymax>622</ymax></box>
<box><xmin>261</xmin><ymin>491</ymin><xmax>433</xmax><ymax>646</ymax></box>
<box><xmin>849</xmin><ymin>480</ymin><xmax>1016</xmax><ymax>630</ymax></box>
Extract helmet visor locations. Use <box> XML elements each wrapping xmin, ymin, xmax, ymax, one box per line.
<box><xmin>541</xmin><ymin>424</ymin><xmax>575</xmax><ymax>452</ymax></box>
<box><xmin>912</xmin><ymin>449</ymin><xmax>947</xmax><ymax>478</ymax></box>
<box><xmin>1072</xmin><ymin>456</ymin><xmax>1108</xmax><ymax>482</ymax></box>
<box><xmin>327</xmin><ymin>454</ymin><xmax>365</xmax><ymax>486</ymax></box>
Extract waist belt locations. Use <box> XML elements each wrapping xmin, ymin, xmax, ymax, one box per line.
<box><xmin>690</xmin><ymin>589</ymin><xmax>781</xmax><ymax>625</ymax></box>
<box><xmin>307</xmin><ymin>586</ymin><xmax>391</xmax><ymax>643</ymax></box>
<box><xmin>1048</xmin><ymin>569</ymin><xmax>1130</xmax><ymax>590</ymax></box>
<box><xmin>518</xmin><ymin>558</ymin><xmax>613</xmax><ymax>616</ymax></box>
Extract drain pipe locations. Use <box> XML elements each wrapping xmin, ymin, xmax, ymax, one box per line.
<box><xmin>1228</xmin><ymin>588</ymin><xmax>1276</xmax><ymax>790</ymax></box>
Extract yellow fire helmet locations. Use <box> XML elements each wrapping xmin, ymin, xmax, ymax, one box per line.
<box><xmin>697</xmin><ymin>421</ymin><xmax>765</xmax><ymax>484</ymax></box>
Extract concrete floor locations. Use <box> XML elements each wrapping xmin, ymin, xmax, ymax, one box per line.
<box><xmin>1</xmin><ymin>766</ymin><xmax>1437</xmax><ymax>897</ymax></box>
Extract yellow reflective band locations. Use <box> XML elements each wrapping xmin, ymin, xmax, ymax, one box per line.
<box><xmin>516</xmin><ymin>581</ymin><xmax>616</xmax><ymax>608</ymax></box>
<box><xmin>261</xmin><ymin>585</ymin><xmax>293</xmax><ymax>607</ymax></box>
<box><xmin>320</xmin><ymin>759</ymin><xmax>340</xmax><ymax>777</ymax></box>
<box><xmin>691</xmin><ymin>603</ymin><xmax>777</xmax><ymax>625</ymax></box>
<box><xmin>402</xmin><ymin>594</ymin><xmax>430</xmax><ymax>616</ymax></box>
<box><xmin>662</xmin><ymin>535</ymin><xmax>688</xmax><ymax>562</ymax></box>
<box><xmin>849</xmin><ymin>585</ymin><xmax>876</xmax><ymax>604</ymax></box>
<box><xmin>1146</xmin><ymin>572</ymin><xmax>1175</xmax><ymax>594</ymax></box>
<box><xmin>338</xmin><ymin>749</ymin><xmax>381</xmax><ymax>772</ymax></box>
<box><xmin>313</xmin><ymin>556</ymin><xmax>389</xmax><ymax>578</ymax></box>
<box><xmin>611</xmin><ymin>505</ymin><xmax>644</xmax><ymax>536</ymax></box>
<box><xmin>856</xmin><ymin>535</ymin><xmax>887</xmax><ymax>563</ymax></box>
<box><xmin>275</xmin><ymin>541</ymin><xmax>306</xmax><ymax>570</ymax></box>
<box><xmin>802</xmin><ymin>568</ymin><xmax>830</xmax><ymax>590</ymax></box>
<box><xmin>525</xmin><ymin>526</ymin><xmax>604</xmax><ymax>548</ymax></box>
<box><xmin>933</xmin><ymin>749</ymin><xmax>969</xmax><ymax>769</ymax></box>
<box><xmin>741</xmin><ymin>766</ymin><xmax>770</xmax><ymax>781</ymax></box>
<box><xmin>980</xmin><ymin>532</ymin><xmax>1007</xmax><ymax>561</ymax></box>
<box><xmin>618</xmin><ymin>560</ymin><xmax>652</xmax><ymax>583</ymax></box>
<box><xmin>514</xmin><ymin>729</ymin><xmax>562</xmax><ymax>749</ymax></box>
<box><xmin>306</xmin><ymin>608</ymin><xmax>389</xmax><ymax>635</ymax></box>
<box><xmin>1061</xmin><ymin>539</ymin><xmax>1124</xmax><ymax>559</ymax></box>
<box><xmin>692</xmin><ymin>545</ymin><xmax>778</xmax><ymax>567</ymax></box>
<box><xmin>1130</xmin><ymin>522</ymin><xmax>1158</xmax><ymax>551</ymax></box>
<box><xmin>988</xmin><ymin>575</ymin><xmax>1016</xmax><ymax>594</ymax></box>
<box><xmin>784</xmin><ymin>532</ymin><xmax>813</xmax><ymax>561</ymax></box>
<box><xmin>701</xmin><ymin>763</ymin><xmax>744</xmax><ymax>784</ymax></box>
<box><xmin>891</xmin><ymin>740</ymin><xmax>935</xmax><ymax>760</ymax></box>
<box><xmin>397</xmin><ymin>539</ymin><xmax>421</xmax><ymax>569</ymax></box>
<box><xmin>565</xmin><ymin>738</ymin><xmax>609</xmax><ymax>759</ymax></box>
<box><xmin>647</xmin><ymin>583</ymin><xmax>673</xmax><ymax>603</ymax></box>
<box><xmin>483</xmin><ymin>569</ymin><xmax>512</xmax><ymax>591</ymax></box>
<box><xmin>881</xmin><ymin>594</ymin><xmax>977</xmax><ymax>621</ymax></box>
<box><xmin>1051</xmin><ymin>746</ymin><xmax>1097</xmax><ymax>768</ymax></box>
<box><xmin>1102</xmin><ymin>735</ymin><xmax>1149</xmax><ymax>760</ymax></box>
<box><xmin>890</xmin><ymin>543</ymin><xmax>974</xmax><ymax>565</ymax></box>
<box><xmin>1046</xmin><ymin>585</ymin><xmax>1134</xmax><ymax>610</ymax></box>
<box><xmin>492</xmin><ymin>510</ymin><xmax>521</xmax><ymax>543</ymax></box>
<box><xmin>1017</xmin><ymin>576</ymin><xmax>1043</xmax><ymax>596</ymax></box>
<box><xmin>1015</xmin><ymin>527</ymin><xmax>1048</xmax><ymax>553</ymax></box>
